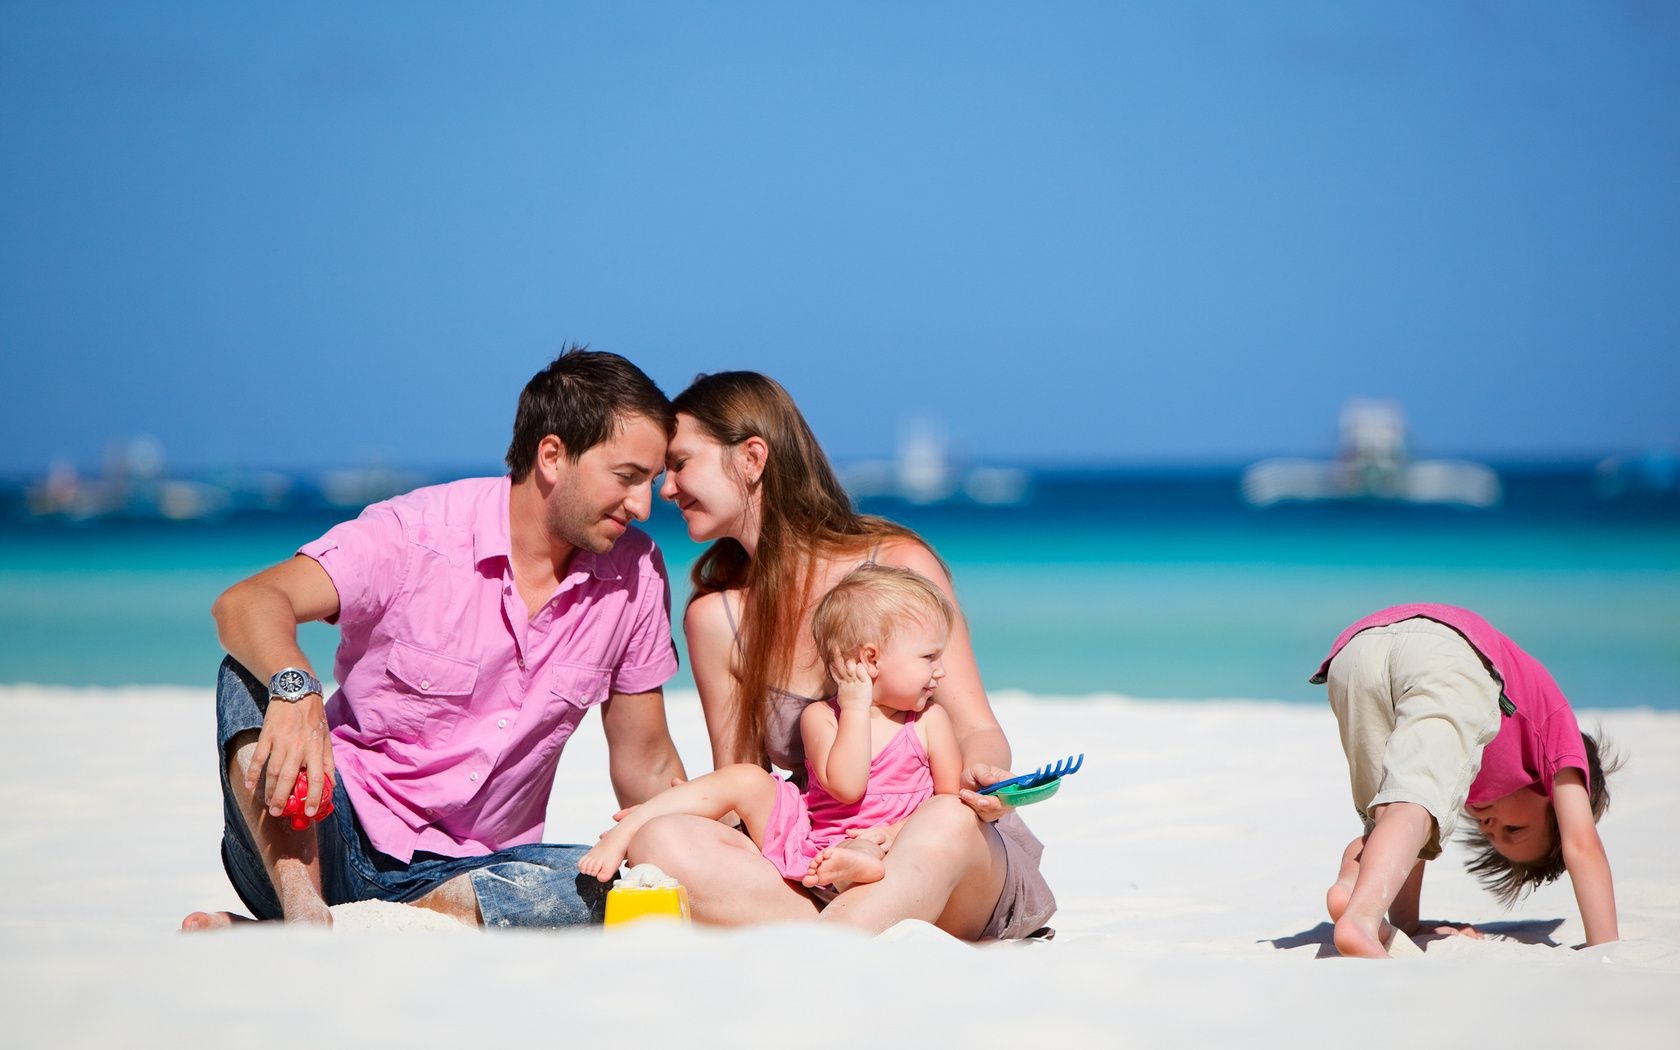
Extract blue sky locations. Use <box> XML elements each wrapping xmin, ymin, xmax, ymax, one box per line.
<box><xmin>2</xmin><ymin>3</ymin><xmax>1676</xmax><ymax>474</ymax></box>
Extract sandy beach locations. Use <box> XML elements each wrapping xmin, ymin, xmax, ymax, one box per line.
<box><xmin>3</xmin><ymin>685</ymin><xmax>1676</xmax><ymax>1047</ymax></box>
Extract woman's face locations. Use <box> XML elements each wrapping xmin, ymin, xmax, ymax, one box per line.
<box><xmin>661</xmin><ymin>413</ymin><xmax>754</xmax><ymax>543</ymax></box>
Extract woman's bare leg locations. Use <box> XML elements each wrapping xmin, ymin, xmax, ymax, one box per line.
<box><xmin>625</xmin><ymin>814</ymin><xmax>821</xmax><ymax>926</ymax></box>
<box><xmin>818</xmin><ymin>795</ymin><xmax>1006</xmax><ymax>939</ymax></box>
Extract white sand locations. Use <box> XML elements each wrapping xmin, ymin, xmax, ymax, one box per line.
<box><xmin>2</xmin><ymin>686</ymin><xmax>1676</xmax><ymax>1047</ymax></box>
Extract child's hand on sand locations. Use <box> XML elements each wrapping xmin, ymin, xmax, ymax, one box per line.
<box><xmin>829</xmin><ymin>651</ymin><xmax>875</xmax><ymax>713</ymax></box>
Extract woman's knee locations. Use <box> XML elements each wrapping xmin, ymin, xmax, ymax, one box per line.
<box><xmin>625</xmin><ymin>813</ymin><xmax>710</xmax><ymax>863</ymax></box>
<box><xmin>896</xmin><ymin>796</ymin><xmax>988</xmax><ymax>865</ymax></box>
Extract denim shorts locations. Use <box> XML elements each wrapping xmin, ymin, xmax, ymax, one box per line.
<box><xmin>215</xmin><ymin>657</ymin><xmax>608</xmax><ymax>928</ymax></box>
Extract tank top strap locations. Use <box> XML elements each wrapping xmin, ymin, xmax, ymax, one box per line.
<box><xmin>721</xmin><ymin>590</ymin><xmax>743</xmax><ymax>648</ymax></box>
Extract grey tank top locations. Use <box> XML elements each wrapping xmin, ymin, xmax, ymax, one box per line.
<box><xmin>721</xmin><ymin>546</ymin><xmax>878</xmax><ymax>773</ymax></box>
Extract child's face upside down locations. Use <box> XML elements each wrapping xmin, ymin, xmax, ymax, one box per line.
<box><xmin>1467</xmin><ymin>786</ymin><xmax>1553</xmax><ymax>864</ymax></box>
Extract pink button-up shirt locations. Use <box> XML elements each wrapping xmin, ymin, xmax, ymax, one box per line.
<box><xmin>299</xmin><ymin>476</ymin><xmax>678</xmax><ymax>863</ymax></box>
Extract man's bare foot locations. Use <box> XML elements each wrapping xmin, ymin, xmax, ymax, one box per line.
<box><xmin>579</xmin><ymin>827</ymin><xmax>631</xmax><ymax>882</ymax></box>
<box><xmin>1326</xmin><ymin>835</ymin><xmax>1364</xmax><ymax>921</ymax></box>
<box><xmin>803</xmin><ymin>841</ymin><xmax>885</xmax><ymax>892</ymax></box>
<box><xmin>179</xmin><ymin>910</ymin><xmax>256</xmax><ymax>932</ymax></box>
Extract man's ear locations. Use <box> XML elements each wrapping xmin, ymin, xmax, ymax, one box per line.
<box><xmin>738</xmin><ymin>436</ymin><xmax>769</xmax><ymax>486</ymax></box>
<box><xmin>536</xmin><ymin>435</ymin><xmax>568</xmax><ymax>484</ymax></box>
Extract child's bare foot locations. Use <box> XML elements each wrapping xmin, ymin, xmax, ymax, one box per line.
<box><xmin>578</xmin><ymin>827</ymin><xmax>632</xmax><ymax>883</ymax></box>
<box><xmin>803</xmin><ymin>841</ymin><xmax>886</xmax><ymax>892</ymax></box>
<box><xmin>179</xmin><ymin>911</ymin><xmax>256</xmax><ymax>932</ymax></box>
<box><xmin>1333</xmin><ymin>914</ymin><xmax>1407</xmax><ymax>959</ymax></box>
<box><xmin>1326</xmin><ymin>835</ymin><xmax>1364</xmax><ymax>922</ymax></box>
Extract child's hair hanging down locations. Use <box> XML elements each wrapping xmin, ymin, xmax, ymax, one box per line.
<box><xmin>1459</xmin><ymin>730</ymin><xmax>1621</xmax><ymax>905</ymax></box>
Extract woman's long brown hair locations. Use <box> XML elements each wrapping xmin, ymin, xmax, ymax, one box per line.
<box><xmin>672</xmin><ymin>371</ymin><xmax>946</xmax><ymax>762</ymax></box>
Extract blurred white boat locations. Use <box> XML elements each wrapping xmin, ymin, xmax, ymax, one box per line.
<box><xmin>841</xmin><ymin>418</ymin><xmax>1028</xmax><ymax>506</ymax></box>
<box><xmin>1242</xmin><ymin>399</ymin><xmax>1500</xmax><ymax>509</ymax></box>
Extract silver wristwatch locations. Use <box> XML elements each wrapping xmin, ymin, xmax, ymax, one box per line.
<box><xmin>268</xmin><ymin>667</ymin><xmax>324</xmax><ymax>703</ymax></box>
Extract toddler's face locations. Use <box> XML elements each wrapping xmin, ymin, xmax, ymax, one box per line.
<box><xmin>1466</xmin><ymin>786</ymin><xmax>1553</xmax><ymax>864</ymax></box>
<box><xmin>869</xmin><ymin>614</ymin><xmax>949</xmax><ymax>712</ymax></box>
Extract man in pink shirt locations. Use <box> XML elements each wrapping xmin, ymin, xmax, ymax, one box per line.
<box><xmin>182</xmin><ymin>348</ymin><xmax>687</xmax><ymax>929</ymax></box>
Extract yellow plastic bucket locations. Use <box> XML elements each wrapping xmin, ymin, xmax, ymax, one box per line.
<box><xmin>603</xmin><ymin>884</ymin><xmax>691</xmax><ymax>927</ymax></box>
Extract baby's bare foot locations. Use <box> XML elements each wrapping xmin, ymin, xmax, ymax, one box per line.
<box><xmin>578</xmin><ymin>828</ymin><xmax>631</xmax><ymax>882</ymax></box>
<box><xmin>803</xmin><ymin>842</ymin><xmax>885</xmax><ymax>892</ymax></box>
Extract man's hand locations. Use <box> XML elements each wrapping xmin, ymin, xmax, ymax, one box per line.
<box><xmin>247</xmin><ymin>693</ymin><xmax>335</xmax><ymax>818</ymax></box>
<box><xmin>956</xmin><ymin>762</ymin><xmax>1012</xmax><ymax>822</ymax></box>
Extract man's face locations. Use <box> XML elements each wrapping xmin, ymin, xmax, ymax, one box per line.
<box><xmin>546</xmin><ymin>414</ymin><xmax>668</xmax><ymax>554</ymax></box>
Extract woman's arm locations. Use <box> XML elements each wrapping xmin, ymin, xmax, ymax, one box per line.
<box><xmin>921</xmin><ymin>703</ymin><xmax>963</xmax><ymax>795</ymax></box>
<box><xmin>1554</xmin><ymin>768</ymin><xmax>1618</xmax><ymax>945</ymax></box>
<box><xmin>685</xmin><ymin>591</ymin><xmax>757</xmax><ymax>771</ymax></box>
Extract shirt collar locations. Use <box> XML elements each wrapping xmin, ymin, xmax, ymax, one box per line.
<box><xmin>473</xmin><ymin>475</ymin><xmax>623</xmax><ymax>582</ymax></box>
<box><xmin>472</xmin><ymin>475</ymin><xmax>514</xmax><ymax>568</ymax></box>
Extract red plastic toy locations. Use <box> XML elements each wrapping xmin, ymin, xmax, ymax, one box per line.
<box><xmin>280</xmin><ymin>769</ymin><xmax>335</xmax><ymax>831</ymax></box>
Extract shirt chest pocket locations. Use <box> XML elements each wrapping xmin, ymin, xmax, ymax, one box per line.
<box><xmin>384</xmin><ymin>639</ymin><xmax>481</xmax><ymax>746</ymax></box>
<box><xmin>534</xmin><ymin>662</ymin><xmax>614</xmax><ymax>758</ymax></box>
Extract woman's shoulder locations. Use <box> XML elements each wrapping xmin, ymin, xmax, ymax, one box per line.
<box><xmin>684</xmin><ymin>589</ymin><xmax>743</xmax><ymax>643</ymax></box>
<box><xmin>869</xmin><ymin>536</ymin><xmax>951</xmax><ymax>582</ymax></box>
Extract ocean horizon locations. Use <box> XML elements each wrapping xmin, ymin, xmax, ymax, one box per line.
<box><xmin>3</xmin><ymin>463</ymin><xmax>1675</xmax><ymax>709</ymax></box>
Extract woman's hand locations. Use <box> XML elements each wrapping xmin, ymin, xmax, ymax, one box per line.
<box><xmin>956</xmin><ymin>762</ymin><xmax>1013</xmax><ymax>823</ymax></box>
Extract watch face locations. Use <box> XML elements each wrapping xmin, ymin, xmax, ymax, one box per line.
<box><xmin>277</xmin><ymin>670</ymin><xmax>306</xmax><ymax>695</ymax></box>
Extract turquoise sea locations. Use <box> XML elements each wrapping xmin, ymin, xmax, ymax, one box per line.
<box><xmin>2</xmin><ymin>466</ymin><xmax>1676</xmax><ymax>709</ymax></box>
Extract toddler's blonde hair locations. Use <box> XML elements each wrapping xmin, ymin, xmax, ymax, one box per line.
<box><xmin>811</xmin><ymin>563</ymin><xmax>953</xmax><ymax>659</ymax></box>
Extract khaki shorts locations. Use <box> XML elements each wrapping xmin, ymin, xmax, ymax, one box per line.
<box><xmin>1325</xmin><ymin>618</ymin><xmax>1502</xmax><ymax>860</ymax></box>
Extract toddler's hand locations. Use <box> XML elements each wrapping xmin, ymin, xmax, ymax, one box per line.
<box><xmin>846</xmin><ymin>824</ymin><xmax>898</xmax><ymax>852</ymax></box>
<box><xmin>829</xmin><ymin>652</ymin><xmax>875</xmax><ymax>713</ymax></box>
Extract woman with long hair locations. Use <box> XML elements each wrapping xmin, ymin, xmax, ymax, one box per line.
<box><xmin>626</xmin><ymin>371</ymin><xmax>1054</xmax><ymax>939</ymax></box>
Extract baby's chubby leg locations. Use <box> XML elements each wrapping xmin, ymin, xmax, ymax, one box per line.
<box><xmin>579</xmin><ymin>765</ymin><xmax>783</xmax><ymax>882</ymax></box>
<box><xmin>804</xmin><ymin>837</ymin><xmax>887</xmax><ymax>892</ymax></box>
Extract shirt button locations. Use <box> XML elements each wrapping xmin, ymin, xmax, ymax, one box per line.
<box><xmin>517</xmin><ymin>656</ymin><xmax>525</xmax><ymax>670</ymax></box>
<box><xmin>498</xmin><ymin>719</ymin><xmax>508</xmax><ymax>729</ymax></box>
<box><xmin>469</xmin><ymin>772</ymin><xmax>479</xmax><ymax>782</ymax></box>
<box><xmin>419</xmin><ymin>679</ymin><xmax>431</xmax><ymax>691</ymax></box>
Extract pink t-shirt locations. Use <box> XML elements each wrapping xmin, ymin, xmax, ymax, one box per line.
<box><xmin>1313</xmin><ymin>603</ymin><xmax>1590</xmax><ymax>804</ymax></box>
<box><xmin>299</xmin><ymin>476</ymin><xmax>678</xmax><ymax>863</ymax></box>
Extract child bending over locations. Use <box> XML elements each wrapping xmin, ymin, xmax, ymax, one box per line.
<box><xmin>579</xmin><ymin>563</ymin><xmax>962</xmax><ymax>892</ymax></box>
<box><xmin>1313</xmin><ymin>603</ymin><xmax>1619</xmax><ymax>958</ymax></box>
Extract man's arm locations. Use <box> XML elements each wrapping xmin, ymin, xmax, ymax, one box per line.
<box><xmin>211</xmin><ymin>555</ymin><xmax>342</xmax><ymax>817</ymax></box>
<box><xmin>599</xmin><ymin>688</ymin><xmax>687</xmax><ymax>809</ymax></box>
<box><xmin>1554</xmin><ymin>768</ymin><xmax>1618</xmax><ymax>946</ymax></box>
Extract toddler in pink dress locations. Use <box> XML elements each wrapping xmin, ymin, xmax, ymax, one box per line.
<box><xmin>580</xmin><ymin>564</ymin><xmax>962</xmax><ymax>892</ymax></box>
